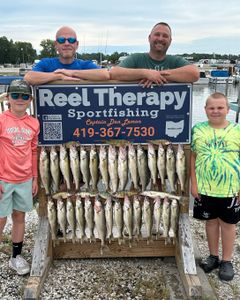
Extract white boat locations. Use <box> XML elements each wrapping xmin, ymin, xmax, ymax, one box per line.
<box><xmin>194</xmin><ymin>71</ymin><xmax>209</xmax><ymax>85</ymax></box>
<box><xmin>209</xmin><ymin>70</ymin><xmax>234</xmax><ymax>84</ymax></box>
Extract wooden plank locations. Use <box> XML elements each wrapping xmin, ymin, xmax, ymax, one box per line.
<box><xmin>53</xmin><ymin>238</ymin><xmax>175</xmax><ymax>259</ymax></box>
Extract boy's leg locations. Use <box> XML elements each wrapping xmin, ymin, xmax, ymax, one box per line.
<box><xmin>11</xmin><ymin>210</ymin><xmax>25</xmax><ymax>243</ymax></box>
<box><xmin>0</xmin><ymin>217</ymin><xmax>7</xmax><ymax>243</ymax></box>
<box><xmin>206</xmin><ymin>218</ymin><xmax>220</xmax><ymax>256</ymax></box>
<box><xmin>219</xmin><ymin>220</ymin><xmax>235</xmax><ymax>261</ymax></box>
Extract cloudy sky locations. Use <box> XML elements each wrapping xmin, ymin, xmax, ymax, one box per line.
<box><xmin>1</xmin><ymin>0</ymin><xmax>240</xmax><ymax>55</ymax></box>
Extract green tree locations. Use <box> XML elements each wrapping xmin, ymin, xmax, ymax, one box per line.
<box><xmin>0</xmin><ymin>36</ymin><xmax>11</xmax><ymax>65</ymax></box>
<box><xmin>14</xmin><ymin>41</ymin><xmax>37</xmax><ymax>65</ymax></box>
<box><xmin>39</xmin><ymin>39</ymin><xmax>57</xmax><ymax>58</ymax></box>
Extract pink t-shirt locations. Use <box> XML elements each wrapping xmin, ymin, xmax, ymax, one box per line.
<box><xmin>0</xmin><ymin>110</ymin><xmax>40</xmax><ymax>183</ymax></box>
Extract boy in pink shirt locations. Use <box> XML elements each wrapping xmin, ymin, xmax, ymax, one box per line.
<box><xmin>0</xmin><ymin>80</ymin><xmax>40</xmax><ymax>275</ymax></box>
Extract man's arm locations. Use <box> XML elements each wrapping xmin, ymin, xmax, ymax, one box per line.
<box><xmin>24</xmin><ymin>71</ymin><xmax>68</xmax><ymax>85</ymax></box>
<box><xmin>161</xmin><ymin>65</ymin><xmax>199</xmax><ymax>83</ymax></box>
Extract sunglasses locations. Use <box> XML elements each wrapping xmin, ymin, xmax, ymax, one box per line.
<box><xmin>10</xmin><ymin>93</ymin><xmax>31</xmax><ymax>101</ymax></box>
<box><xmin>56</xmin><ymin>37</ymin><xmax>77</xmax><ymax>44</ymax></box>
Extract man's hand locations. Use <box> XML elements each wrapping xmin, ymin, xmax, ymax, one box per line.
<box><xmin>139</xmin><ymin>69</ymin><xmax>169</xmax><ymax>88</ymax></box>
<box><xmin>54</xmin><ymin>69</ymin><xmax>81</xmax><ymax>81</ymax></box>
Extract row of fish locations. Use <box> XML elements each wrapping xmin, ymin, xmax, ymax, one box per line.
<box><xmin>39</xmin><ymin>143</ymin><xmax>186</xmax><ymax>195</ymax></box>
<box><xmin>47</xmin><ymin>192</ymin><xmax>180</xmax><ymax>254</ymax></box>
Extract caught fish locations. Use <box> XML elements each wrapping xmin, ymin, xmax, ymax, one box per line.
<box><xmin>162</xmin><ymin>197</ymin><xmax>171</xmax><ymax>243</ymax></box>
<box><xmin>128</xmin><ymin>144</ymin><xmax>139</xmax><ymax>190</ymax></box>
<box><xmin>94</xmin><ymin>196</ymin><xmax>106</xmax><ymax>254</ymax></box>
<box><xmin>112</xmin><ymin>190</ymin><xmax>138</xmax><ymax>199</ymax></box>
<box><xmin>157</xmin><ymin>143</ymin><xmax>166</xmax><ymax>190</ymax></box>
<box><xmin>169</xmin><ymin>199</ymin><xmax>179</xmax><ymax>239</ymax></box>
<box><xmin>89</xmin><ymin>145</ymin><xmax>99</xmax><ymax>191</ymax></box>
<box><xmin>123</xmin><ymin>195</ymin><xmax>133</xmax><ymax>247</ymax></box>
<box><xmin>140</xmin><ymin>191</ymin><xmax>181</xmax><ymax>201</ymax></box>
<box><xmin>47</xmin><ymin>198</ymin><xmax>57</xmax><ymax>241</ymax></box>
<box><xmin>59</xmin><ymin>144</ymin><xmax>71</xmax><ymax>191</ymax></box>
<box><xmin>118</xmin><ymin>145</ymin><xmax>128</xmax><ymax>191</ymax></box>
<box><xmin>66</xmin><ymin>198</ymin><xmax>75</xmax><ymax>243</ymax></box>
<box><xmin>142</xmin><ymin>196</ymin><xmax>153</xmax><ymax>244</ymax></box>
<box><xmin>57</xmin><ymin>198</ymin><xmax>67</xmax><ymax>242</ymax></box>
<box><xmin>99</xmin><ymin>145</ymin><xmax>109</xmax><ymax>191</ymax></box>
<box><xmin>153</xmin><ymin>196</ymin><xmax>162</xmax><ymax>239</ymax></box>
<box><xmin>104</xmin><ymin>196</ymin><xmax>113</xmax><ymax>243</ymax></box>
<box><xmin>133</xmin><ymin>195</ymin><xmax>142</xmax><ymax>241</ymax></box>
<box><xmin>166</xmin><ymin>144</ymin><xmax>176</xmax><ymax>193</ymax></box>
<box><xmin>80</xmin><ymin>146</ymin><xmax>90</xmax><ymax>190</ymax></box>
<box><xmin>84</xmin><ymin>196</ymin><xmax>94</xmax><ymax>242</ymax></box>
<box><xmin>113</xmin><ymin>199</ymin><xmax>123</xmax><ymax>245</ymax></box>
<box><xmin>69</xmin><ymin>144</ymin><xmax>81</xmax><ymax>191</ymax></box>
<box><xmin>137</xmin><ymin>145</ymin><xmax>148</xmax><ymax>191</ymax></box>
<box><xmin>108</xmin><ymin>145</ymin><xmax>118</xmax><ymax>193</ymax></box>
<box><xmin>176</xmin><ymin>144</ymin><xmax>186</xmax><ymax>194</ymax></box>
<box><xmin>52</xmin><ymin>191</ymin><xmax>73</xmax><ymax>200</ymax></box>
<box><xmin>50</xmin><ymin>146</ymin><xmax>60</xmax><ymax>193</ymax></box>
<box><xmin>148</xmin><ymin>143</ymin><xmax>158</xmax><ymax>188</ymax></box>
<box><xmin>75</xmin><ymin>195</ymin><xmax>85</xmax><ymax>243</ymax></box>
<box><xmin>39</xmin><ymin>147</ymin><xmax>50</xmax><ymax>195</ymax></box>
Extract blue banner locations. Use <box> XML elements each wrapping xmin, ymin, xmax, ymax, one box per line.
<box><xmin>35</xmin><ymin>83</ymin><xmax>192</xmax><ymax>145</ymax></box>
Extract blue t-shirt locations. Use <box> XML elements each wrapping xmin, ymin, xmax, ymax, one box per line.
<box><xmin>32</xmin><ymin>58</ymin><xmax>99</xmax><ymax>72</ymax></box>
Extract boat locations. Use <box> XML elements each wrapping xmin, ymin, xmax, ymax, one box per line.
<box><xmin>209</xmin><ymin>69</ymin><xmax>234</xmax><ymax>84</ymax></box>
<box><xmin>194</xmin><ymin>70</ymin><xmax>209</xmax><ymax>85</ymax></box>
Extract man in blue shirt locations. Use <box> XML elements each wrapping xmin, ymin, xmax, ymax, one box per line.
<box><xmin>25</xmin><ymin>26</ymin><xmax>109</xmax><ymax>85</ymax></box>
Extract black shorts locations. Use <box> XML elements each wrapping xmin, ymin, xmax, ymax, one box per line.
<box><xmin>193</xmin><ymin>194</ymin><xmax>240</xmax><ymax>224</ymax></box>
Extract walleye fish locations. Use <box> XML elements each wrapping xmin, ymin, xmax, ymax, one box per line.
<box><xmin>47</xmin><ymin>198</ymin><xmax>57</xmax><ymax>241</ymax></box>
<box><xmin>52</xmin><ymin>191</ymin><xmax>73</xmax><ymax>200</ymax></box>
<box><xmin>157</xmin><ymin>143</ymin><xmax>166</xmax><ymax>190</ymax></box>
<box><xmin>59</xmin><ymin>144</ymin><xmax>71</xmax><ymax>191</ymax></box>
<box><xmin>104</xmin><ymin>196</ymin><xmax>113</xmax><ymax>243</ymax></box>
<box><xmin>162</xmin><ymin>197</ymin><xmax>171</xmax><ymax>243</ymax></box>
<box><xmin>39</xmin><ymin>147</ymin><xmax>50</xmax><ymax>195</ymax></box>
<box><xmin>113</xmin><ymin>199</ymin><xmax>123</xmax><ymax>245</ymax></box>
<box><xmin>66</xmin><ymin>198</ymin><xmax>75</xmax><ymax>243</ymax></box>
<box><xmin>128</xmin><ymin>144</ymin><xmax>139</xmax><ymax>190</ymax></box>
<box><xmin>111</xmin><ymin>190</ymin><xmax>138</xmax><ymax>199</ymax></box>
<box><xmin>57</xmin><ymin>198</ymin><xmax>67</xmax><ymax>242</ymax></box>
<box><xmin>50</xmin><ymin>146</ymin><xmax>60</xmax><ymax>193</ymax></box>
<box><xmin>80</xmin><ymin>146</ymin><xmax>90</xmax><ymax>190</ymax></box>
<box><xmin>137</xmin><ymin>145</ymin><xmax>148</xmax><ymax>191</ymax></box>
<box><xmin>123</xmin><ymin>195</ymin><xmax>133</xmax><ymax>247</ymax></box>
<box><xmin>148</xmin><ymin>143</ymin><xmax>157</xmax><ymax>188</ymax></box>
<box><xmin>99</xmin><ymin>145</ymin><xmax>109</xmax><ymax>191</ymax></box>
<box><xmin>169</xmin><ymin>199</ymin><xmax>179</xmax><ymax>239</ymax></box>
<box><xmin>69</xmin><ymin>144</ymin><xmax>81</xmax><ymax>191</ymax></box>
<box><xmin>89</xmin><ymin>145</ymin><xmax>99</xmax><ymax>191</ymax></box>
<box><xmin>141</xmin><ymin>191</ymin><xmax>181</xmax><ymax>201</ymax></box>
<box><xmin>118</xmin><ymin>145</ymin><xmax>128</xmax><ymax>191</ymax></box>
<box><xmin>166</xmin><ymin>144</ymin><xmax>176</xmax><ymax>193</ymax></box>
<box><xmin>176</xmin><ymin>144</ymin><xmax>186</xmax><ymax>194</ymax></box>
<box><xmin>84</xmin><ymin>195</ymin><xmax>94</xmax><ymax>242</ymax></box>
<box><xmin>133</xmin><ymin>195</ymin><xmax>142</xmax><ymax>241</ymax></box>
<box><xmin>153</xmin><ymin>196</ymin><xmax>162</xmax><ymax>240</ymax></box>
<box><xmin>94</xmin><ymin>196</ymin><xmax>106</xmax><ymax>254</ymax></box>
<box><xmin>108</xmin><ymin>145</ymin><xmax>118</xmax><ymax>193</ymax></box>
<box><xmin>142</xmin><ymin>196</ymin><xmax>153</xmax><ymax>244</ymax></box>
<box><xmin>75</xmin><ymin>195</ymin><xmax>85</xmax><ymax>243</ymax></box>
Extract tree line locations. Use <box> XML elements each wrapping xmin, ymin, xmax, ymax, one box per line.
<box><xmin>0</xmin><ymin>36</ymin><xmax>239</xmax><ymax>66</ymax></box>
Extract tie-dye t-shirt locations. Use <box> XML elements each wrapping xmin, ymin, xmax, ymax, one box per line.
<box><xmin>191</xmin><ymin>121</ymin><xmax>240</xmax><ymax>197</ymax></box>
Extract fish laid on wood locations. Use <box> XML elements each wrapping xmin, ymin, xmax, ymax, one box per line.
<box><xmin>123</xmin><ymin>195</ymin><xmax>133</xmax><ymax>247</ymax></box>
<box><xmin>47</xmin><ymin>198</ymin><xmax>57</xmax><ymax>241</ymax></box>
<box><xmin>104</xmin><ymin>196</ymin><xmax>113</xmax><ymax>243</ymax></box>
<box><xmin>84</xmin><ymin>195</ymin><xmax>94</xmax><ymax>242</ymax></box>
<box><xmin>99</xmin><ymin>145</ymin><xmax>109</xmax><ymax>191</ymax></box>
<box><xmin>113</xmin><ymin>200</ymin><xmax>123</xmax><ymax>245</ymax></box>
<box><xmin>57</xmin><ymin>198</ymin><xmax>67</xmax><ymax>242</ymax></box>
<box><xmin>140</xmin><ymin>191</ymin><xmax>181</xmax><ymax>201</ymax></box>
<box><xmin>118</xmin><ymin>145</ymin><xmax>128</xmax><ymax>191</ymax></box>
<box><xmin>137</xmin><ymin>144</ymin><xmax>148</xmax><ymax>191</ymax></box>
<box><xmin>94</xmin><ymin>196</ymin><xmax>106</xmax><ymax>254</ymax></box>
<box><xmin>69</xmin><ymin>144</ymin><xmax>81</xmax><ymax>191</ymax></box>
<box><xmin>157</xmin><ymin>143</ymin><xmax>166</xmax><ymax>190</ymax></box>
<box><xmin>128</xmin><ymin>144</ymin><xmax>139</xmax><ymax>190</ymax></box>
<box><xmin>133</xmin><ymin>195</ymin><xmax>142</xmax><ymax>241</ymax></box>
<box><xmin>80</xmin><ymin>146</ymin><xmax>90</xmax><ymax>190</ymax></box>
<box><xmin>50</xmin><ymin>146</ymin><xmax>60</xmax><ymax>193</ymax></box>
<box><xmin>66</xmin><ymin>198</ymin><xmax>75</xmax><ymax>243</ymax></box>
<box><xmin>142</xmin><ymin>196</ymin><xmax>153</xmax><ymax>244</ymax></box>
<box><xmin>39</xmin><ymin>147</ymin><xmax>51</xmax><ymax>195</ymax></box>
<box><xmin>108</xmin><ymin>145</ymin><xmax>118</xmax><ymax>193</ymax></box>
<box><xmin>75</xmin><ymin>195</ymin><xmax>85</xmax><ymax>243</ymax></box>
<box><xmin>147</xmin><ymin>143</ymin><xmax>158</xmax><ymax>188</ymax></box>
<box><xmin>162</xmin><ymin>197</ymin><xmax>171</xmax><ymax>243</ymax></box>
<box><xmin>89</xmin><ymin>145</ymin><xmax>99</xmax><ymax>191</ymax></box>
<box><xmin>169</xmin><ymin>199</ymin><xmax>179</xmax><ymax>239</ymax></box>
<box><xmin>153</xmin><ymin>196</ymin><xmax>162</xmax><ymax>239</ymax></box>
<box><xmin>59</xmin><ymin>144</ymin><xmax>71</xmax><ymax>191</ymax></box>
<box><xmin>166</xmin><ymin>144</ymin><xmax>176</xmax><ymax>193</ymax></box>
<box><xmin>176</xmin><ymin>144</ymin><xmax>186</xmax><ymax>194</ymax></box>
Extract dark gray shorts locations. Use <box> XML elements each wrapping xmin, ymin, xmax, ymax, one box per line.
<box><xmin>193</xmin><ymin>194</ymin><xmax>240</xmax><ymax>224</ymax></box>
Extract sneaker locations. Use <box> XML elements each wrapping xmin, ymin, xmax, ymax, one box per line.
<box><xmin>219</xmin><ymin>261</ymin><xmax>234</xmax><ymax>281</ymax></box>
<box><xmin>199</xmin><ymin>255</ymin><xmax>220</xmax><ymax>273</ymax></box>
<box><xmin>9</xmin><ymin>255</ymin><xmax>30</xmax><ymax>275</ymax></box>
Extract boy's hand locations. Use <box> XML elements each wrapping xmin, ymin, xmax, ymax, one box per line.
<box><xmin>0</xmin><ymin>184</ymin><xmax>3</xmax><ymax>199</ymax></box>
<box><xmin>32</xmin><ymin>178</ymin><xmax>38</xmax><ymax>197</ymax></box>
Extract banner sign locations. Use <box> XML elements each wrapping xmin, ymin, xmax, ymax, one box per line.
<box><xmin>35</xmin><ymin>83</ymin><xmax>192</xmax><ymax>145</ymax></box>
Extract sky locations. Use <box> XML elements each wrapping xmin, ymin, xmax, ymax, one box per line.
<box><xmin>1</xmin><ymin>0</ymin><xmax>240</xmax><ymax>55</ymax></box>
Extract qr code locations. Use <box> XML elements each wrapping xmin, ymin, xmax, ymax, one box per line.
<box><xmin>43</xmin><ymin>122</ymin><xmax>63</xmax><ymax>141</ymax></box>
